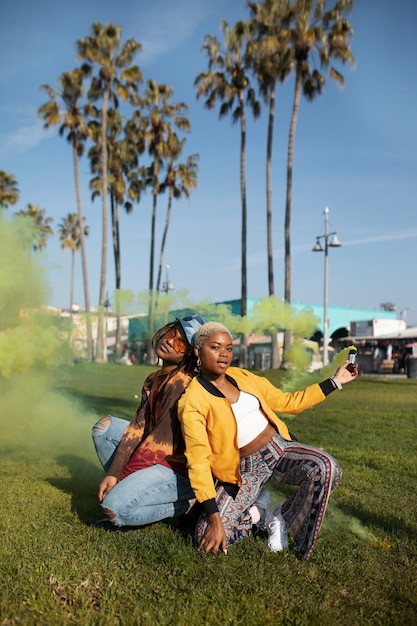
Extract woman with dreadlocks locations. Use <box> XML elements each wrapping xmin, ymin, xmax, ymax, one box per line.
<box><xmin>92</xmin><ymin>314</ymin><xmax>205</xmax><ymax>527</ymax></box>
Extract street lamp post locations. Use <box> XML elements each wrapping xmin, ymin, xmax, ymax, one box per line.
<box><xmin>312</xmin><ymin>207</ymin><xmax>341</xmax><ymax>367</ymax></box>
<box><xmin>162</xmin><ymin>264</ymin><xmax>174</xmax><ymax>295</ymax></box>
<box><xmin>162</xmin><ymin>265</ymin><xmax>174</xmax><ymax>323</ymax></box>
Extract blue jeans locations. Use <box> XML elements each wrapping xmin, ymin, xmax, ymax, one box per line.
<box><xmin>92</xmin><ymin>416</ymin><xmax>195</xmax><ymax>526</ymax></box>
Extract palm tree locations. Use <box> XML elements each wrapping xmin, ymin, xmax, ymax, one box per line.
<box><xmin>0</xmin><ymin>171</ymin><xmax>20</xmax><ymax>208</ymax></box>
<box><xmin>195</xmin><ymin>19</ymin><xmax>261</xmax><ymax>367</ymax></box>
<box><xmin>130</xmin><ymin>79</ymin><xmax>191</xmax><ymax>359</ymax></box>
<box><xmin>156</xmin><ymin>132</ymin><xmax>199</xmax><ymax>295</ymax></box>
<box><xmin>247</xmin><ymin>0</ymin><xmax>292</xmax><ymax>295</ymax></box>
<box><xmin>89</xmin><ymin>107</ymin><xmax>142</xmax><ymax>357</ymax></box>
<box><xmin>282</xmin><ymin>0</ymin><xmax>354</xmax><ymax>359</ymax></box>
<box><xmin>38</xmin><ymin>68</ymin><xmax>94</xmax><ymax>361</ymax></box>
<box><xmin>89</xmin><ymin>108</ymin><xmax>126</xmax><ymax>290</ymax></box>
<box><xmin>58</xmin><ymin>212</ymin><xmax>89</xmax><ymax>315</ymax></box>
<box><xmin>248</xmin><ymin>0</ymin><xmax>293</xmax><ymax>368</ymax></box>
<box><xmin>15</xmin><ymin>204</ymin><xmax>53</xmax><ymax>252</ymax></box>
<box><xmin>76</xmin><ymin>22</ymin><xmax>143</xmax><ymax>362</ymax></box>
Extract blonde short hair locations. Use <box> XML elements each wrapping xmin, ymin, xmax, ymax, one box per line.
<box><xmin>194</xmin><ymin>322</ymin><xmax>232</xmax><ymax>350</ymax></box>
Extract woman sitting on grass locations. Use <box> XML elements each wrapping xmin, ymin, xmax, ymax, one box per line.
<box><xmin>92</xmin><ymin>314</ymin><xmax>205</xmax><ymax>527</ymax></box>
<box><xmin>178</xmin><ymin>322</ymin><xmax>358</xmax><ymax>559</ymax></box>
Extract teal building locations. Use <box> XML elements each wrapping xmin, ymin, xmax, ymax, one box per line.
<box><xmin>220</xmin><ymin>299</ymin><xmax>397</xmax><ymax>339</ymax></box>
<box><xmin>128</xmin><ymin>299</ymin><xmax>397</xmax><ymax>343</ymax></box>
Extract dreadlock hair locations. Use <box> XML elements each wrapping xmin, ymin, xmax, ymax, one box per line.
<box><xmin>178</xmin><ymin>348</ymin><xmax>199</xmax><ymax>377</ymax></box>
<box><xmin>169</xmin><ymin>321</ymin><xmax>198</xmax><ymax>377</ymax></box>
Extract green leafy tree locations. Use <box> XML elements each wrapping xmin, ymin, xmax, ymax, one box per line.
<box><xmin>195</xmin><ymin>19</ymin><xmax>261</xmax><ymax>367</ymax></box>
<box><xmin>0</xmin><ymin>171</ymin><xmax>20</xmax><ymax>208</ymax></box>
<box><xmin>15</xmin><ymin>204</ymin><xmax>53</xmax><ymax>252</ymax></box>
<box><xmin>76</xmin><ymin>22</ymin><xmax>143</xmax><ymax>362</ymax></box>
<box><xmin>58</xmin><ymin>212</ymin><xmax>89</xmax><ymax>315</ymax></box>
<box><xmin>282</xmin><ymin>0</ymin><xmax>354</xmax><ymax>358</ymax></box>
<box><xmin>38</xmin><ymin>68</ymin><xmax>94</xmax><ymax>361</ymax></box>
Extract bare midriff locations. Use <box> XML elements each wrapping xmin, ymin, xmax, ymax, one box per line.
<box><xmin>239</xmin><ymin>422</ymin><xmax>276</xmax><ymax>457</ymax></box>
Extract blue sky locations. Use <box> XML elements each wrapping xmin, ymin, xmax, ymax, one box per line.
<box><xmin>1</xmin><ymin>0</ymin><xmax>417</xmax><ymax>326</ymax></box>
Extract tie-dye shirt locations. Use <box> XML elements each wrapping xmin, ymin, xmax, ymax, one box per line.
<box><xmin>106</xmin><ymin>365</ymin><xmax>193</xmax><ymax>481</ymax></box>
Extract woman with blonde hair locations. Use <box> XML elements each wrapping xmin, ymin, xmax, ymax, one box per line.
<box><xmin>178</xmin><ymin>321</ymin><xmax>358</xmax><ymax>559</ymax></box>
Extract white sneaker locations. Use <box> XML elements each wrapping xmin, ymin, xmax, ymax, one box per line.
<box><xmin>265</xmin><ymin>504</ymin><xmax>288</xmax><ymax>552</ymax></box>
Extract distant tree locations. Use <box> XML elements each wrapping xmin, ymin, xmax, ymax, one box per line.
<box><xmin>15</xmin><ymin>204</ymin><xmax>53</xmax><ymax>252</ymax></box>
<box><xmin>195</xmin><ymin>18</ymin><xmax>261</xmax><ymax>367</ymax></box>
<box><xmin>281</xmin><ymin>0</ymin><xmax>355</xmax><ymax>359</ymax></box>
<box><xmin>0</xmin><ymin>171</ymin><xmax>20</xmax><ymax>208</ymax></box>
<box><xmin>38</xmin><ymin>68</ymin><xmax>94</xmax><ymax>360</ymax></box>
<box><xmin>76</xmin><ymin>22</ymin><xmax>143</xmax><ymax>362</ymax></box>
<box><xmin>58</xmin><ymin>212</ymin><xmax>89</xmax><ymax>314</ymax></box>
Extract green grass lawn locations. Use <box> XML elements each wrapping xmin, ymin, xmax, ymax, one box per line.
<box><xmin>1</xmin><ymin>365</ymin><xmax>417</xmax><ymax>625</ymax></box>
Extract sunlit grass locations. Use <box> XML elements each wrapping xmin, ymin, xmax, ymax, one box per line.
<box><xmin>1</xmin><ymin>365</ymin><xmax>416</xmax><ymax>625</ymax></box>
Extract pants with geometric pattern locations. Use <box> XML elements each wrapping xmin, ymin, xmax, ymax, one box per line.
<box><xmin>195</xmin><ymin>432</ymin><xmax>341</xmax><ymax>559</ymax></box>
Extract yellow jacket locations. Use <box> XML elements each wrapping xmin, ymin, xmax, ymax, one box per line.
<box><xmin>177</xmin><ymin>367</ymin><xmax>329</xmax><ymax>513</ymax></box>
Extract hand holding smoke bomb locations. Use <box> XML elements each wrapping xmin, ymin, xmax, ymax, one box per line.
<box><xmin>330</xmin><ymin>348</ymin><xmax>359</xmax><ymax>389</ymax></box>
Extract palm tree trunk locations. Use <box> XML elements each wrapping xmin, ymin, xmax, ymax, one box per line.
<box><xmin>96</xmin><ymin>87</ymin><xmax>109</xmax><ymax>363</ymax></box>
<box><xmin>156</xmin><ymin>189</ymin><xmax>173</xmax><ymax>294</ymax></box>
<box><xmin>147</xmin><ymin>159</ymin><xmax>159</xmax><ymax>364</ymax></box>
<box><xmin>72</xmin><ymin>142</ymin><xmax>93</xmax><ymax>361</ymax></box>
<box><xmin>155</xmin><ymin>188</ymin><xmax>173</xmax><ymax>325</ymax></box>
<box><xmin>111</xmin><ymin>194</ymin><xmax>122</xmax><ymax>359</ymax></box>
<box><xmin>283</xmin><ymin>66</ymin><xmax>302</xmax><ymax>364</ymax></box>
<box><xmin>239</xmin><ymin>90</ymin><xmax>248</xmax><ymax>369</ymax></box>
<box><xmin>110</xmin><ymin>194</ymin><xmax>119</xmax><ymax>287</ymax></box>
<box><xmin>266</xmin><ymin>85</ymin><xmax>275</xmax><ymax>297</ymax></box>
<box><xmin>149</xmin><ymin>188</ymin><xmax>157</xmax><ymax>293</ymax></box>
<box><xmin>266</xmin><ymin>84</ymin><xmax>281</xmax><ymax>369</ymax></box>
<box><xmin>70</xmin><ymin>249</ymin><xmax>75</xmax><ymax>314</ymax></box>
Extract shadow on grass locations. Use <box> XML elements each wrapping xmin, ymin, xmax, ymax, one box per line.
<box><xmin>47</xmin><ymin>453</ymin><xmax>104</xmax><ymax>525</ymax></box>
<box><xmin>337</xmin><ymin>500</ymin><xmax>416</xmax><ymax>543</ymax></box>
<box><xmin>47</xmin><ymin>453</ymin><xmax>198</xmax><ymax>542</ymax></box>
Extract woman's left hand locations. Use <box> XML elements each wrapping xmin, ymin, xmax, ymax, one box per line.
<box><xmin>198</xmin><ymin>512</ymin><xmax>227</xmax><ymax>555</ymax></box>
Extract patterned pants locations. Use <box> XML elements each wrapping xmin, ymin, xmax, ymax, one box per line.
<box><xmin>195</xmin><ymin>433</ymin><xmax>342</xmax><ymax>559</ymax></box>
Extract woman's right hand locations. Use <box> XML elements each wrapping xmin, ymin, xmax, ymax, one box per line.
<box><xmin>98</xmin><ymin>475</ymin><xmax>118</xmax><ymax>502</ymax></box>
<box><xmin>198</xmin><ymin>512</ymin><xmax>228</xmax><ymax>555</ymax></box>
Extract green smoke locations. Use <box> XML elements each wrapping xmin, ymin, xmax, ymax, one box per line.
<box><xmin>0</xmin><ymin>212</ymin><xmax>95</xmax><ymax>458</ymax></box>
<box><xmin>111</xmin><ymin>287</ymin><xmax>350</xmax><ymax>390</ymax></box>
<box><xmin>0</xmin><ymin>208</ymin><xmax>349</xmax><ymax>459</ymax></box>
<box><xmin>0</xmin><ymin>212</ymin><xmax>63</xmax><ymax>378</ymax></box>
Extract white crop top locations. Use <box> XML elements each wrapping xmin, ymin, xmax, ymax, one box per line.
<box><xmin>231</xmin><ymin>391</ymin><xmax>269</xmax><ymax>448</ymax></box>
